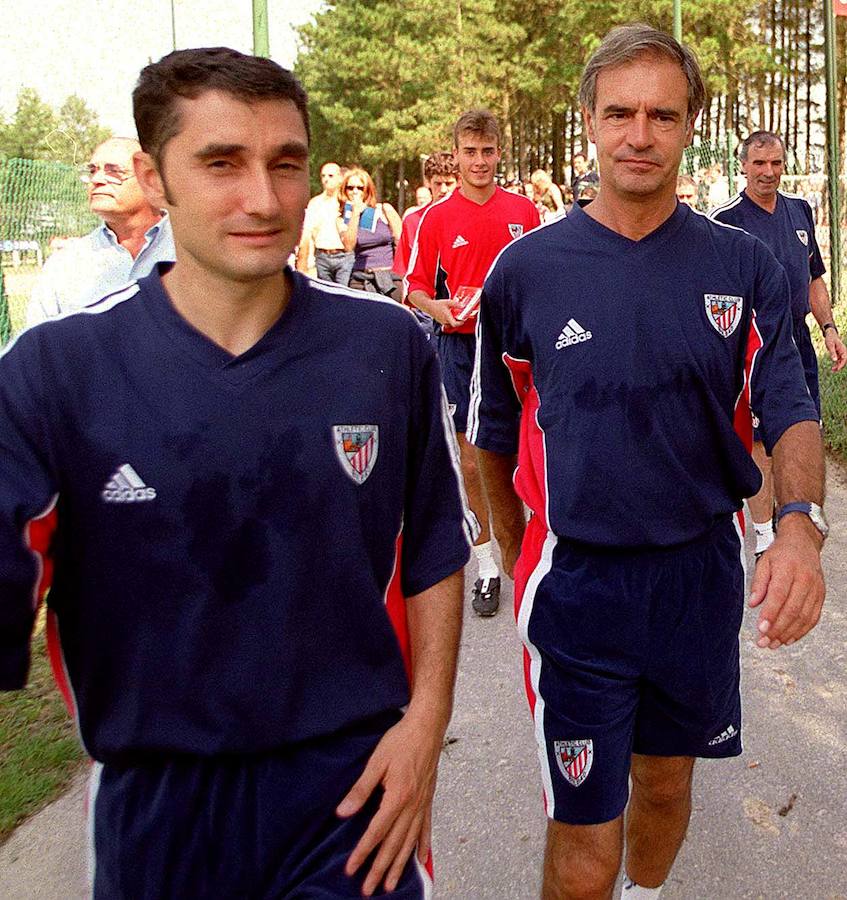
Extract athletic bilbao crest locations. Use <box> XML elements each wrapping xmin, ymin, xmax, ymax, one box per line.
<box><xmin>796</xmin><ymin>229</ymin><xmax>809</xmax><ymax>246</ymax></box>
<box><xmin>704</xmin><ymin>293</ymin><xmax>743</xmax><ymax>338</ymax></box>
<box><xmin>554</xmin><ymin>739</ymin><xmax>593</xmax><ymax>787</ymax></box>
<box><xmin>333</xmin><ymin>425</ymin><xmax>379</xmax><ymax>484</ymax></box>
<box><xmin>508</xmin><ymin>223</ymin><xmax>524</xmax><ymax>239</ymax></box>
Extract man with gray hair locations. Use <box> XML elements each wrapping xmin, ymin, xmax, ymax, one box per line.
<box><xmin>710</xmin><ymin>131</ymin><xmax>846</xmax><ymax>558</ymax></box>
<box><xmin>471</xmin><ymin>24</ymin><xmax>827</xmax><ymax>899</ymax></box>
<box><xmin>26</xmin><ymin>136</ymin><xmax>174</xmax><ymax>325</ymax></box>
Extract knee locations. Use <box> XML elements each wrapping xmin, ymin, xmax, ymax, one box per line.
<box><xmin>630</xmin><ymin>759</ymin><xmax>693</xmax><ymax>808</ymax></box>
<box><xmin>543</xmin><ymin>821</ymin><xmax>621</xmax><ymax>900</ymax></box>
<box><xmin>458</xmin><ymin>440</ymin><xmax>479</xmax><ymax>483</ymax></box>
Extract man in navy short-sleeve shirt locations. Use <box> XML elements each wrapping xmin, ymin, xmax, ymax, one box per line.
<box><xmin>0</xmin><ymin>49</ymin><xmax>470</xmax><ymax>899</ymax></box>
<box><xmin>471</xmin><ymin>25</ymin><xmax>828</xmax><ymax>900</ymax></box>
<box><xmin>710</xmin><ymin>131</ymin><xmax>846</xmax><ymax>557</ymax></box>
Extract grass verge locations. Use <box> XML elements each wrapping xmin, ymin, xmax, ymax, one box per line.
<box><xmin>0</xmin><ymin>614</ymin><xmax>84</xmax><ymax>843</ymax></box>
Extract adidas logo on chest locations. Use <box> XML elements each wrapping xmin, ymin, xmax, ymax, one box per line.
<box><xmin>555</xmin><ymin>318</ymin><xmax>593</xmax><ymax>350</ymax></box>
<box><xmin>101</xmin><ymin>464</ymin><xmax>157</xmax><ymax>503</ymax></box>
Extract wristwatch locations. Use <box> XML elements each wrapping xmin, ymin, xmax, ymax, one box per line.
<box><xmin>821</xmin><ymin>322</ymin><xmax>838</xmax><ymax>336</ymax></box>
<box><xmin>776</xmin><ymin>502</ymin><xmax>829</xmax><ymax>540</ymax></box>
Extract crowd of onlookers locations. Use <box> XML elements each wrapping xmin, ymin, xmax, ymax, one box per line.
<box><xmin>292</xmin><ymin>152</ymin><xmax>834</xmax><ymax>294</ymax></box>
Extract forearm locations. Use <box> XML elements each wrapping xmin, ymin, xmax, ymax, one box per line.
<box><xmin>295</xmin><ymin>238</ymin><xmax>311</xmax><ymax>272</ymax></box>
<box><xmin>404</xmin><ymin>569</ymin><xmax>463</xmax><ymax>734</ymax></box>
<box><xmin>771</xmin><ymin>420</ymin><xmax>825</xmax><ymax>508</ymax></box>
<box><xmin>477</xmin><ymin>449</ymin><xmax>526</xmax><ymax>567</ymax></box>
<box><xmin>808</xmin><ymin>278</ymin><xmax>835</xmax><ymax>329</ymax></box>
<box><xmin>406</xmin><ymin>289</ymin><xmax>434</xmax><ymax>314</ymax></box>
<box><xmin>340</xmin><ymin>215</ymin><xmax>360</xmax><ymax>252</ymax></box>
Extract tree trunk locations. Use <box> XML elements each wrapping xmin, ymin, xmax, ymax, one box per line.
<box><xmin>805</xmin><ymin>0</ymin><xmax>812</xmax><ymax>171</ymax></box>
<box><xmin>502</xmin><ymin>91</ymin><xmax>514</xmax><ymax>179</ymax></box>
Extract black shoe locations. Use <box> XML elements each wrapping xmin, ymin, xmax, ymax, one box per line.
<box><xmin>472</xmin><ymin>576</ymin><xmax>501</xmax><ymax>617</ymax></box>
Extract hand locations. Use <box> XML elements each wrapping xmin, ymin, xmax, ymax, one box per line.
<box><xmin>748</xmin><ymin>515</ymin><xmax>825</xmax><ymax>649</ymax></box>
<box><xmin>337</xmin><ymin>711</ymin><xmax>444</xmax><ymax>895</ymax></box>
<box><xmin>824</xmin><ymin>329</ymin><xmax>847</xmax><ymax>372</ymax></box>
<box><xmin>421</xmin><ymin>297</ymin><xmax>460</xmax><ymax>329</ymax></box>
<box><xmin>350</xmin><ymin>197</ymin><xmax>366</xmax><ymax>216</ymax></box>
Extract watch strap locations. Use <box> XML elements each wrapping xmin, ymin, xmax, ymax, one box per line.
<box><xmin>821</xmin><ymin>322</ymin><xmax>838</xmax><ymax>335</ymax></box>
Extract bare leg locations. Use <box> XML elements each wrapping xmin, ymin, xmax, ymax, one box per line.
<box><xmin>457</xmin><ymin>432</ymin><xmax>491</xmax><ymax>546</ymax></box>
<box><xmin>624</xmin><ymin>755</ymin><xmax>695</xmax><ymax>889</ymax></box>
<box><xmin>542</xmin><ymin>817</ymin><xmax>623</xmax><ymax>900</ymax></box>
<box><xmin>747</xmin><ymin>440</ymin><xmax>774</xmax><ymax>525</ymax></box>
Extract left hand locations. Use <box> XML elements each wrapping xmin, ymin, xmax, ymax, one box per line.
<box><xmin>748</xmin><ymin>515</ymin><xmax>825</xmax><ymax>649</ymax></box>
<box><xmin>337</xmin><ymin>710</ymin><xmax>444</xmax><ymax>895</ymax></box>
<box><xmin>824</xmin><ymin>329</ymin><xmax>847</xmax><ymax>372</ymax></box>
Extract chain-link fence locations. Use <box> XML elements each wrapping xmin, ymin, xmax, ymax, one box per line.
<box><xmin>0</xmin><ymin>157</ymin><xmax>96</xmax><ymax>341</ymax></box>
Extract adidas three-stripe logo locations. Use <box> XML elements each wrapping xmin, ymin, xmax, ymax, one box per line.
<box><xmin>101</xmin><ymin>463</ymin><xmax>157</xmax><ymax>503</ymax></box>
<box><xmin>452</xmin><ymin>234</ymin><xmax>469</xmax><ymax>249</ymax></box>
<box><xmin>555</xmin><ymin>318</ymin><xmax>593</xmax><ymax>350</ymax></box>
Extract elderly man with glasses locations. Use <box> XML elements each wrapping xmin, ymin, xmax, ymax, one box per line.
<box><xmin>26</xmin><ymin>137</ymin><xmax>175</xmax><ymax>325</ymax></box>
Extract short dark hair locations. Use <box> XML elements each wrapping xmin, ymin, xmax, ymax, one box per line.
<box><xmin>739</xmin><ymin>131</ymin><xmax>785</xmax><ymax>163</ymax></box>
<box><xmin>453</xmin><ymin>109</ymin><xmax>500</xmax><ymax>148</ymax></box>
<box><xmin>133</xmin><ymin>47</ymin><xmax>310</xmax><ymax>166</ymax></box>
<box><xmin>424</xmin><ymin>151</ymin><xmax>459</xmax><ymax>180</ymax></box>
<box><xmin>579</xmin><ymin>24</ymin><xmax>705</xmax><ymax>124</ymax></box>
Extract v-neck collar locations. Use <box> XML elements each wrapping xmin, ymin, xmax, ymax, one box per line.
<box><xmin>741</xmin><ymin>190</ymin><xmax>780</xmax><ymax>218</ymax></box>
<box><xmin>139</xmin><ymin>264</ymin><xmax>308</xmax><ymax>385</ymax></box>
<box><xmin>569</xmin><ymin>201</ymin><xmax>688</xmax><ymax>252</ymax></box>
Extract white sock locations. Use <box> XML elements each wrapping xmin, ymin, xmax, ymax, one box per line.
<box><xmin>472</xmin><ymin>541</ymin><xmax>499</xmax><ymax>580</ymax></box>
<box><xmin>621</xmin><ymin>877</ymin><xmax>663</xmax><ymax>899</ymax></box>
<box><xmin>753</xmin><ymin>520</ymin><xmax>774</xmax><ymax>554</ymax></box>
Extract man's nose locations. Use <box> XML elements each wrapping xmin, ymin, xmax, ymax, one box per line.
<box><xmin>627</xmin><ymin>112</ymin><xmax>651</xmax><ymax>149</ymax></box>
<box><xmin>244</xmin><ymin>169</ymin><xmax>282</xmax><ymax>218</ymax></box>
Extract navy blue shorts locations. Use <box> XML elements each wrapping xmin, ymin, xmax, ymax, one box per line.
<box><xmin>514</xmin><ymin>516</ymin><xmax>745</xmax><ymax>826</ymax></box>
<box><xmin>434</xmin><ymin>331</ymin><xmax>476</xmax><ymax>433</ymax></box>
<box><xmin>89</xmin><ymin>712</ymin><xmax>431</xmax><ymax>899</ymax></box>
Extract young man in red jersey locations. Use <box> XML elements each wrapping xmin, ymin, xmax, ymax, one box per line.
<box><xmin>406</xmin><ymin>110</ymin><xmax>540</xmax><ymax>617</ymax></box>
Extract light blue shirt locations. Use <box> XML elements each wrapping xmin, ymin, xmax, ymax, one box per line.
<box><xmin>26</xmin><ymin>215</ymin><xmax>175</xmax><ymax>326</ymax></box>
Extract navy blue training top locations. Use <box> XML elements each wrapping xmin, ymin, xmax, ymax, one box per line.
<box><xmin>710</xmin><ymin>191</ymin><xmax>826</xmax><ymax>329</ymax></box>
<box><xmin>0</xmin><ymin>267</ymin><xmax>471</xmax><ymax>761</ymax></box>
<box><xmin>469</xmin><ymin>203</ymin><xmax>818</xmax><ymax>548</ymax></box>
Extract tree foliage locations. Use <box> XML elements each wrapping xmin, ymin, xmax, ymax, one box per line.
<box><xmin>294</xmin><ymin>0</ymin><xmax>841</xmax><ymax>201</ymax></box>
<box><xmin>0</xmin><ymin>89</ymin><xmax>111</xmax><ymax>165</ymax></box>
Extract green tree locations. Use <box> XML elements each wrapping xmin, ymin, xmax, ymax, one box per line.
<box><xmin>54</xmin><ymin>95</ymin><xmax>112</xmax><ymax>165</ymax></box>
<box><xmin>0</xmin><ymin>88</ymin><xmax>57</xmax><ymax>160</ymax></box>
<box><xmin>0</xmin><ymin>90</ymin><xmax>111</xmax><ymax>164</ymax></box>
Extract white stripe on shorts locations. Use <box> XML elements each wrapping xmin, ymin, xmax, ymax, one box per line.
<box><xmin>516</xmin><ymin>529</ymin><xmax>559</xmax><ymax>818</ymax></box>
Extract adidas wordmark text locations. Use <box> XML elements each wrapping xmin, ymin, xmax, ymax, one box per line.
<box><xmin>101</xmin><ymin>464</ymin><xmax>157</xmax><ymax>503</ymax></box>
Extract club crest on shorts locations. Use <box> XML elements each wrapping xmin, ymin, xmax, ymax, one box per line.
<box><xmin>333</xmin><ymin>425</ymin><xmax>379</xmax><ymax>484</ymax></box>
<box><xmin>796</xmin><ymin>229</ymin><xmax>809</xmax><ymax>246</ymax></box>
<box><xmin>554</xmin><ymin>739</ymin><xmax>593</xmax><ymax>787</ymax></box>
<box><xmin>508</xmin><ymin>223</ymin><xmax>524</xmax><ymax>239</ymax></box>
<box><xmin>704</xmin><ymin>294</ymin><xmax>743</xmax><ymax>338</ymax></box>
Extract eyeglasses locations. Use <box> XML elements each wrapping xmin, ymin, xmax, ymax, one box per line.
<box><xmin>79</xmin><ymin>163</ymin><xmax>136</xmax><ymax>185</ymax></box>
<box><xmin>346</xmin><ymin>184</ymin><xmax>365</xmax><ymax>192</ymax></box>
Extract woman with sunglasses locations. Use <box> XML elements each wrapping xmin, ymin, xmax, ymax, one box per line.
<box><xmin>337</xmin><ymin>167</ymin><xmax>403</xmax><ymax>300</ymax></box>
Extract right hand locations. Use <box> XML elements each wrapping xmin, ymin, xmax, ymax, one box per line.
<box><xmin>350</xmin><ymin>197</ymin><xmax>366</xmax><ymax>216</ymax></box>
<box><xmin>421</xmin><ymin>297</ymin><xmax>460</xmax><ymax>329</ymax></box>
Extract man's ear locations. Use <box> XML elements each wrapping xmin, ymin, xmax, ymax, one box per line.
<box><xmin>581</xmin><ymin>105</ymin><xmax>596</xmax><ymax>144</ymax></box>
<box><xmin>134</xmin><ymin>150</ymin><xmax>168</xmax><ymax>210</ymax></box>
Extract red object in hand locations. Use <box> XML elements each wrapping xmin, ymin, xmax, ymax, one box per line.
<box><xmin>450</xmin><ymin>285</ymin><xmax>482</xmax><ymax>323</ymax></box>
